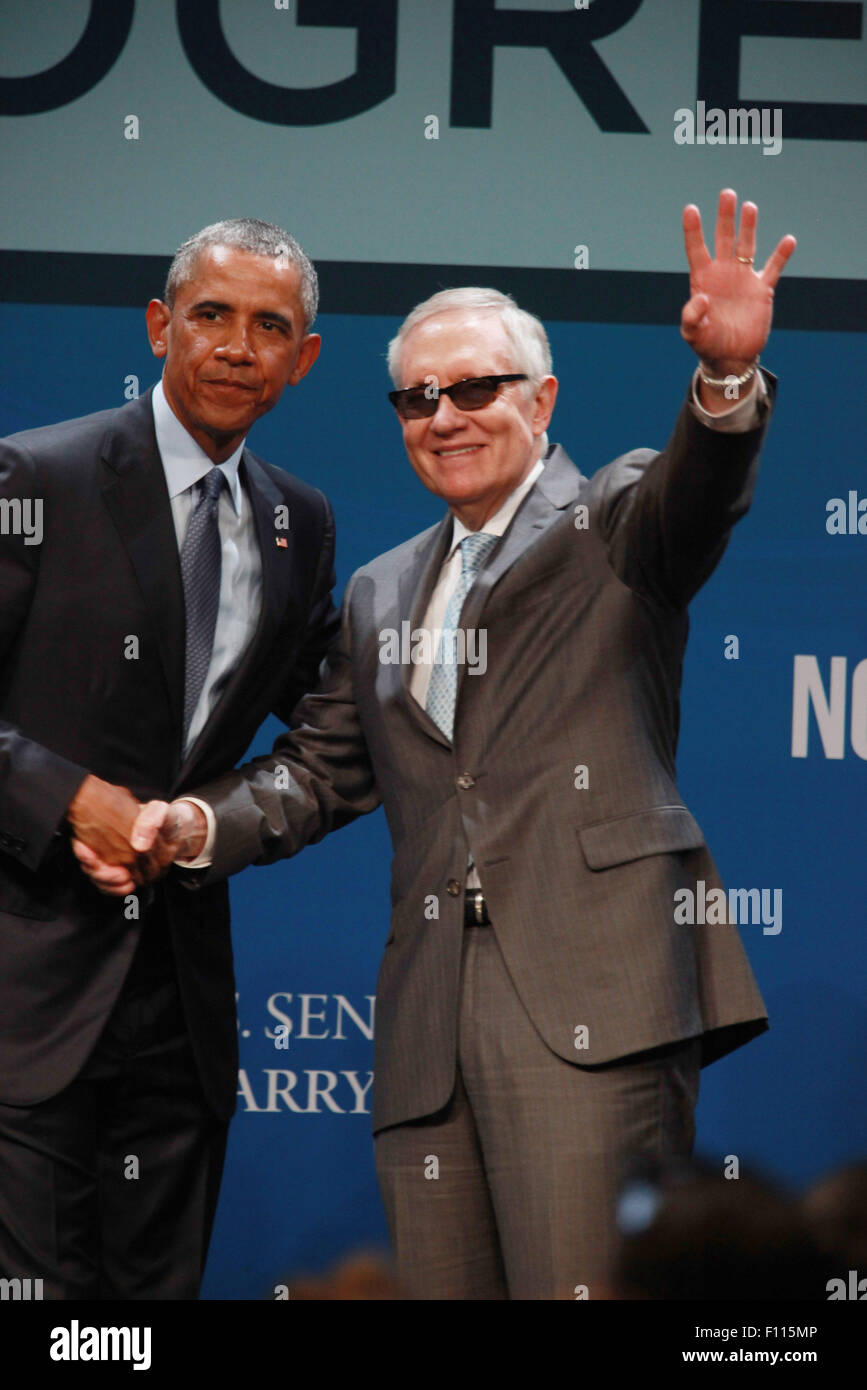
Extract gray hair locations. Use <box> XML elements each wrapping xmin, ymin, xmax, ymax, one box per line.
<box><xmin>387</xmin><ymin>287</ymin><xmax>553</xmax><ymax>388</ymax></box>
<box><xmin>164</xmin><ymin>218</ymin><xmax>319</xmax><ymax>332</ymax></box>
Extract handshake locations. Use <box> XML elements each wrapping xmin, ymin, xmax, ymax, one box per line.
<box><xmin>67</xmin><ymin>774</ymin><xmax>209</xmax><ymax>896</ymax></box>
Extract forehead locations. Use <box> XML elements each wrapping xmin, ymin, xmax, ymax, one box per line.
<box><xmin>400</xmin><ymin>311</ymin><xmax>514</xmax><ymax>384</ymax></box>
<box><xmin>178</xmin><ymin>245</ymin><xmax>304</xmax><ymax>318</ymax></box>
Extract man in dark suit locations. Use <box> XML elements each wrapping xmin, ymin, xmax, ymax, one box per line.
<box><xmin>82</xmin><ymin>192</ymin><xmax>796</xmax><ymax>1298</ymax></box>
<box><xmin>0</xmin><ymin>218</ymin><xmax>337</xmax><ymax>1298</ymax></box>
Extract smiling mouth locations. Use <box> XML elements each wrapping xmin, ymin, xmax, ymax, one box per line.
<box><xmin>436</xmin><ymin>445</ymin><xmax>482</xmax><ymax>457</ymax></box>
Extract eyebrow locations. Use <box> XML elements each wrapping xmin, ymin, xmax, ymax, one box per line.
<box><xmin>191</xmin><ymin>299</ymin><xmax>295</xmax><ymax>333</ymax></box>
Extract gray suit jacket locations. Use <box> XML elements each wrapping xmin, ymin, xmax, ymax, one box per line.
<box><xmin>195</xmin><ymin>381</ymin><xmax>772</xmax><ymax>1132</ymax></box>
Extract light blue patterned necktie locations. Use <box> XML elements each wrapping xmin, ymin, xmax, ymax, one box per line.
<box><xmin>425</xmin><ymin>532</ymin><xmax>498</xmax><ymax>740</ymax></box>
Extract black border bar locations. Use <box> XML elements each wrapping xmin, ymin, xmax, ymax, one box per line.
<box><xmin>0</xmin><ymin>251</ymin><xmax>862</xmax><ymax>331</ymax></box>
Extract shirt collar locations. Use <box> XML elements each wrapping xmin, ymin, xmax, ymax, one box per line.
<box><xmin>448</xmin><ymin>455</ymin><xmax>545</xmax><ymax>554</ymax></box>
<box><xmin>152</xmin><ymin>378</ymin><xmax>245</xmax><ymax>515</ymax></box>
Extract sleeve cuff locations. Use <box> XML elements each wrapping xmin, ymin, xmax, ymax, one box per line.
<box><xmin>174</xmin><ymin>796</ymin><xmax>216</xmax><ymax>868</ymax></box>
<box><xmin>689</xmin><ymin>366</ymin><xmax>767</xmax><ymax>433</ymax></box>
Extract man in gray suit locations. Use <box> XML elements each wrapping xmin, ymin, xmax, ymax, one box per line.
<box><xmin>78</xmin><ymin>190</ymin><xmax>796</xmax><ymax>1298</ymax></box>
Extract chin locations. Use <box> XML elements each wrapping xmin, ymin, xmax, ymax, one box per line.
<box><xmin>440</xmin><ymin>487</ymin><xmax>481</xmax><ymax>508</ymax></box>
<box><xmin>435</xmin><ymin>471</ymin><xmax>486</xmax><ymax>495</ymax></box>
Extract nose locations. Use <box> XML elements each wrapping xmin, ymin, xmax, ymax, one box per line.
<box><xmin>428</xmin><ymin>391</ymin><xmax>467</xmax><ymax>432</ymax></box>
<box><xmin>216</xmin><ymin>319</ymin><xmax>254</xmax><ymax>362</ymax></box>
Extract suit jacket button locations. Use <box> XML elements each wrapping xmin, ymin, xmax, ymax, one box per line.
<box><xmin>456</xmin><ymin>773</ymin><xmax>475</xmax><ymax>790</ymax></box>
<box><xmin>446</xmin><ymin>879</ymin><xmax>462</xmax><ymax>896</ymax></box>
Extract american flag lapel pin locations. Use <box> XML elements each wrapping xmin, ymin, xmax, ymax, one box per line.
<box><xmin>275</xmin><ymin>536</ymin><xmax>288</xmax><ymax>548</ymax></box>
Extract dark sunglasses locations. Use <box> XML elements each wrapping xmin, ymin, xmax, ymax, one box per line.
<box><xmin>388</xmin><ymin>373</ymin><xmax>527</xmax><ymax>420</ymax></box>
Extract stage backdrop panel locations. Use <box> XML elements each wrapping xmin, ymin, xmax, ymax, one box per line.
<box><xmin>1</xmin><ymin>0</ymin><xmax>865</xmax><ymax>278</ymax></box>
<box><xmin>0</xmin><ymin>305</ymin><xmax>862</xmax><ymax>1297</ymax></box>
<box><xmin>1</xmin><ymin>0</ymin><xmax>864</xmax><ymax>1300</ymax></box>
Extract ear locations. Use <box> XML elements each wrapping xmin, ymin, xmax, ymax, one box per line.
<box><xmin>145</xmin><ymin>299</ymin><xmax>171</xmax><ymax>359</ymax></box>
<box><xmin>288</xmin><ymin>333</ymin><xmax>322</xmax><ymax>386</ymax></box>
<box><xmin>532</xmin><ymin>375</ymin><xmax>558</xmax><ymax>436</ymax></box>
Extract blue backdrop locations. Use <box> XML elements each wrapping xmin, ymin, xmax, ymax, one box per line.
<box><xmin>0</xmin><ymin>303</ymin><xmax>862</xmax><ymax>1298</ymax></box>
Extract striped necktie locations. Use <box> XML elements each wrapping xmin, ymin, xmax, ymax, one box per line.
<box><xmin>180</xmin><ymin>466</ymin><xmax>225</xmax><ymax>743</ymax></box>
<box><xmin>425</xmin><ymin>531</ymin><xmax>498</xmax><ymax>740</ymax></box>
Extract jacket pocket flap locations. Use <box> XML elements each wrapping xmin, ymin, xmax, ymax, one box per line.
<box><xmin>578</xmin><ymin>806</ymin><xmax>705</xmax><ymax>870</ymax></box>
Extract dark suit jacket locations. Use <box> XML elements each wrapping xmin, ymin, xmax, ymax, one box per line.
<box><xmin>193</xmin><ymin>380</ymin><xmax>774</xmax><ymax>1133</ymax></box>
<box><xmin>0</xmin><ymin>386</ymin><xmax>338</xmax><ymax>1117</ymax></box>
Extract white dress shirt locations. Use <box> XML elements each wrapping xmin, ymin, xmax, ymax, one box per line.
<box><xmin>152</xmin><ymin>378</ymin><xmax>263</xmax><ymax>754</ymax></box>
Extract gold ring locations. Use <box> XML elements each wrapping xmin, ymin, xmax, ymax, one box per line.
<box><xmin>736</xmin><ymin>255</ymin><xmax>755</xmax><ymax>264</ymax></box>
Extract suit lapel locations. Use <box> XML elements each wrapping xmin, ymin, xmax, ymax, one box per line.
<box><xmin>396</xmin><ymin>447</ymin><xmax>583</xmax><ymax>746</ymax></box>
<box><xmin>459</xmin><ymin>446</ymin><xmax>581</xmax><ymax>627</ymax></box>
<box><xmin>451</xmin><ymin>446</ymin><xmax>583</xmax><ymax>729</ymax></box>
<box><xmin>397</xmin><ymin>515</ymin><xmax>453</xmax><ymax>745</ymax></box>
<box><xmin>99</xmin><ymin>388</ymin><xmax>186</xmax><ymax>752</ymax></box>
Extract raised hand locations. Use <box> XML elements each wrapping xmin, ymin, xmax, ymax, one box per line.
<box><xmin>681</xmin><ymin>188</ymin><xmax>796</xmax><ymax>377</ymax></box>
<box><xmin>72</xmin><ymin>798</ymin><xmax>208</xmax><ymax>896</ymax></box>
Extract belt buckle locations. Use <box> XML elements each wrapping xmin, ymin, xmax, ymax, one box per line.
<box><xmin>473</xmin><ymin>890</ymin><xmax>485</xmax><ymax>925</ymax></box>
